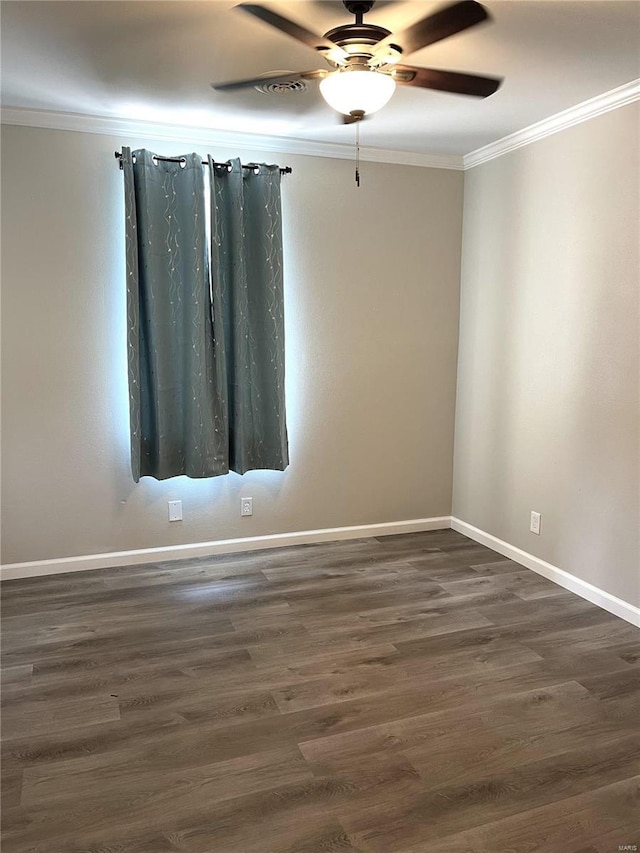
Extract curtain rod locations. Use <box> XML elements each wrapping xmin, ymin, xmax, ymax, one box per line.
<box><xmin>114</xmin><ymin>151</ymin><xmax>292</xmax><ymax>174</ymax></box>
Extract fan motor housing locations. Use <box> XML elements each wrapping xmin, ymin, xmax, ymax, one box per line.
<box><xmin>324</xmin><ymin>22</ymin><xmax>391</xmax><ymax>51</ymax></box>
<box><xmin>344</xmin><ymin>1</ymin><xmax>375</xmax><ymax>13</ymax></box>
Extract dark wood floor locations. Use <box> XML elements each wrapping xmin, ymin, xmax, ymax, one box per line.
<box><xmin>1</xmin><ymin>529</ymin><xmax>639</xmax><ymax>852</ymax></box>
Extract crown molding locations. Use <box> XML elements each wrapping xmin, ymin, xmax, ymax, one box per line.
<box><xmin>4</xmin><ymin>79</ymin><xmax>637</xmax><ymax>173</ymax></box>
<box><xmin>464</xmin><ymin>79</ymin><xmax>640</xmax><ymax>169</ymax></box>
<box><xmin>0</xmin><ymin>106</ymin><xmax>464</xmax><ymax>171</ymax></box>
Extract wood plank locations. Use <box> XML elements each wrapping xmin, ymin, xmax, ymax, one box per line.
<box><xmin>1</xmin><ymin>530</ymin><xmax>638</xmax><ymax>853</ymax></box>
<box><xmin>339</xmin><ymin>735</ymin><xmax>640</xmax><ymax>850</ymax></box>
<box><xmin>389</xmin><ymin>775</ymin><xmax>640</xmax><ymax>853</ymax></box>
<box><xmin>298</xmin><ymin>680</ymin><xmax>604</xmax><ymax>767</ymax></box>
<box><xmin>20</xmin><ymin>745</ymin><xmax>314</xmax><ymax>808</ymax></box>
<box><xmin>1</xmin><ymin>693</ymin><xmax>120</xmax><ymax>740</ymax></box>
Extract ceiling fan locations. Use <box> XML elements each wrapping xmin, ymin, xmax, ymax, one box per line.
<box><xmin>213</xmin><ymin>0</ymin><xmax>502</xmax><ymax>123</ymax></box>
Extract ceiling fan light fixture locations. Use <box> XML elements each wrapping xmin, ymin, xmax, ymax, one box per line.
<box><xmin>319</xmin><ymin>69</ymin><xmax>395</xmax><ymax>116</ymax></box>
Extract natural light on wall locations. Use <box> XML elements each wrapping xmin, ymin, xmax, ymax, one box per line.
<box><xmin>117</xmin><ymin>103</ymin><xmax>293</xmax><ymax>137</ymax></box>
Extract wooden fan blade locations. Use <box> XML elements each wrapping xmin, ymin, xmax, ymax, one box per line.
<box><xmin>238</xmin><ymin>4</ymin><xmax>347</xmax><ymax>58</ymax></box>
<box><xmin>213</xmin><ymin>69</ymin><xmax>328</xmax><ymax>92</ymax></box>
<box><xmin>376</xmin><ymin>0</ymin><xmax>489</xmax><ymax>57</ymax></box>
<box><xmin>393</xmin><ymin>64</ymin><xmax>501</xmax><ymax>97</ymax></box>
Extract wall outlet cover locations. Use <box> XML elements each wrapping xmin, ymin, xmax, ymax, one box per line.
<box><xmin>530</xmin><ymin>510</ymin><xmax>541</xmax><ymax>535</ymax></box>
<box><xmin>168</xmin><ymin>500</ymin><xmax>183</xmax><ymax>522</ymax></box>
<box><xmin>241</xmin><ymin>497</ymin><xmax>253</xmax><ymax>517</ymax></box>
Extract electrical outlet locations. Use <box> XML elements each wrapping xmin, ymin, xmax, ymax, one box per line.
<box><xmin>530</xmin><ymin>511</ymin><xmax>541</xmax><ymax>535</ymax></box>
<box><xmin>241</xmin><ymin>497</ymin><xmax>253</xmax><ymax>517</ymax></box>
<box><xmin>168</xmin><ymin>500</ymin><xmax>183</xmax><ymax>522</ymax></box>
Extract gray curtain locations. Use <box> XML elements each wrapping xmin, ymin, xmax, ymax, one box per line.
<box><xmin>123</xmin><ymin>148</ymin><xmax>288</xmax><ymax>481</ymax></box>
<box><xmin>209</xmin><ymin>158</ymin><xmax>288</xmax><ymax>475</ymax></box>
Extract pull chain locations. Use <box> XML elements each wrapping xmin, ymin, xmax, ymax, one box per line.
<box><xmin>355</xmin><ymin>120</ymin><xmax>360</xmax><ymax>188</ymax></box>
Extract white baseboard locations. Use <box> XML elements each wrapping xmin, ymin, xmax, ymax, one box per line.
<box><xmin>451</xmin><ymin>517</ymin><xmax>640</xmax><ymax>628</ymax></box>
<box><xmin>4</xmin><ymin>516</ymin><xmax>638</xmax><ymax>630</ymax></box>
<box><xmin>0</xmin><ymin>516</ymin><xmax>452</xmax><ymax>581</ymax></box>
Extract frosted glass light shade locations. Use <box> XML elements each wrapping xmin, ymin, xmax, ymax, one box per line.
<box><xmin>320</xmin><ymin>70</ymin><xmax>396</xmax><ymax>116</ymax></box>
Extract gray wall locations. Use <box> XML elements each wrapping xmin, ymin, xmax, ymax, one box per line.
<box><xmin>1</xmin><ymin>124</ymin><xmax>463</xmax><ymax>564</ymax></box>
<box><xmin>453</xmin><ymin>103</ymin><xmax>639</xmax><ymax>607</ymax></box>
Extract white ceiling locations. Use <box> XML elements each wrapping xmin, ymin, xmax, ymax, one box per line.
<box><xmin>1</xmin><ymin>0</ymin><xmax>639</xmax><ymax>157</ymax></box>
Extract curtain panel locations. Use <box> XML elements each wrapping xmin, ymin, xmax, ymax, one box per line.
<box><xmin>122</xmin><ymin>148</ymin><xmax>288</xmax><ymax>481</ymax></box>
